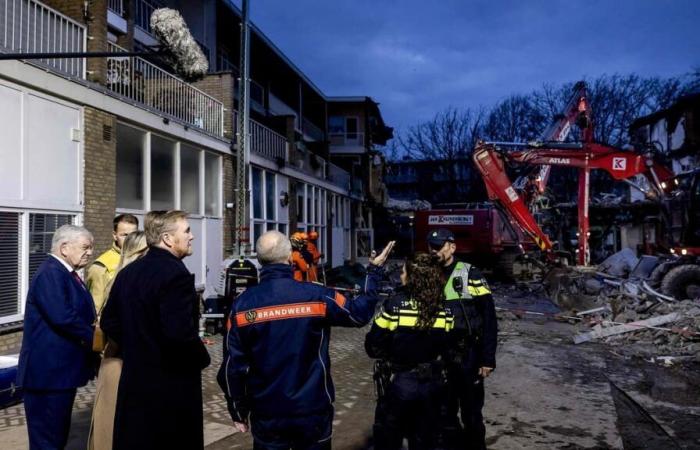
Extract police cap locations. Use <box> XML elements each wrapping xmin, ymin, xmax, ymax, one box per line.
<box><xmin>426</xmin><ymin>228</ymin><xmax>455</xmax><ymax>248</ymax></box>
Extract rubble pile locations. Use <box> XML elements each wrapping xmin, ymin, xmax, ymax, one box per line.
<box><xmin>569</xmin><ymin>248</ymin><xmax>700</xmax><ymax>359</ymax></box>
<box><xmin>576</xmin><ymin>298</ymin><xmax>700</xmax><ymax>358</ymax></box>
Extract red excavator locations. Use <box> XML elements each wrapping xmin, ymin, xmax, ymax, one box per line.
<box><xmin>414</xmin><ymin>83</ymin><xmax>593</xmax><ymax>274</ymax></box>
<box><xmin>472</xmin><ymin>83</ymin><xmax>700</xmax><ymax>300</ymax></box>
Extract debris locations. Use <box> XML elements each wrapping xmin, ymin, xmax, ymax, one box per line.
<box><xmin>573</xmin><ymin>310</ymin><xmax>699</xmax><ymax>344</ymax></box>
<box><xmin>598</xmin><ymin>248</ymin><xmax>639</xmax><ymax>278</ymax></box>
<box><xmin>576</xmin><ymin>306</ymin><xmax>609</xmax><ymax>316</ymax></box>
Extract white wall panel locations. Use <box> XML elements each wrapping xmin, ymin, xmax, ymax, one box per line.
<box><xmin>24</xmin><ymin>93</ymin><xmax>81</xmax><ymax>208</ymax></box>
<box><xmin>183</xmin><ymin>217</ymin><xmax>204</xmax><ymax>287</ymax></box>
<box><xmin>0</xmin><ymin>84</ymin><xmax>23</xmax><ymax>202</ymax></box>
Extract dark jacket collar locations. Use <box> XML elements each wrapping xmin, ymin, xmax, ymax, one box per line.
<box><xmin>260</xmin><ymin>263</ymin><xmax>294</xmax><ymax>282</ymax></box>
<box><xmin>147</xmin><ymin>246</ymin><xmax>181</xmax><ymax>261</ymax></box>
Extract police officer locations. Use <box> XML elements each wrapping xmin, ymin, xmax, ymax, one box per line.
<box><xmin>365</xmin><ymin>253</ymin><xmax>454</xmax><ymax>449</ymax></box>
<box><xmin>427</xmin><ymin>228</ymin><xmax>497</xmax><ymax>450</ymax></box>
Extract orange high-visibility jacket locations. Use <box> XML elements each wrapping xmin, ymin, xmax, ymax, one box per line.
<box><xmin>291</xmin><ymin>250</ymin><xmax>309</xmax><ymax>282</ymax></box>
<box><xmin>305</xmin><ymin>242</ymin><xmax>320</xmax><ymax>283</ymax></box>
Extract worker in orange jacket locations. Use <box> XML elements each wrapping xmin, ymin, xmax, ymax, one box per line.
<box><xmin>307</xmin><ymin>231</ymin><xmax>322</xmax><ymax>283</ymax></box>
<box><xmin>290</xmin><ymin>232</ymin><xmax>310</xmax><ymax>282</ymax></box>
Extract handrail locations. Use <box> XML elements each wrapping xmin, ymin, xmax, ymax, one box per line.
<box><xmin>107</xmin><ymin>42</ymin><xmax>224</xmax><ymax>136</ymax></box>
<box><xmin>0</xmin><ymin>0</ymin><xmax>86</xmax><ymax>78</ymax></box>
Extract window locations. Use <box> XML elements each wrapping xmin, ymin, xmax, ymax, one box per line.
<box><xmin>329</xmin><ymin>116</ymin><xmax>344</xmax><ymax>134</ymax></box>
<box><xmin>180</xmin><ymin>145</ymin><xmax>200</xmax><ymax>214</ymax></box>
<box><xmin>28</xmin><ymin>214</ymin><xmax>73</xmax><ymax>281</ymax></box>
<box><xmin>204</xmin><ymin>152</ymin><xmax>221</xmax><ymax>216</ymax></box>
<box><xmin>0</xmin><ymin>212</ymin><xmax>77</xmax><ymax>322</ymax></box>
<box><xmin>296</xmin><ymin>184</ymin><xmax>327</xmax><ymax>256</ymax></box>
<box><xmin>346</xmin><ymin>117</ymin><xmax>359</xmax><ymax>141</ymax></box>
<box><xmin>250</xmin><ymin>168</ymin><xmax>286</xmax><ymax>247</ymax></box>
<box><xmin>116</xmin><ymin>124</ymin><xmax>145</xmax><ymax>210</ymax></box>
<box><xmin>252</xmin><ymin>167</ymin><xmax>263</xmax><ymax>219</ymax></box>
<box><xmin>297</xmin><ymin>188</ymin><xmax>305</xmax><ymax>223</ymax></box>
<box><xmin>151</xmin><ymin>135</ymin><xmax>176</xmax><ymax>210</ymax></box>
<box><xmin>0</xmin><ymin>212</ymin><xmax>20</xmax><ymax>317</ymax></box>
<box><xmin>266</xmin><ymin>173</ymin><xmax>276</xmax><ymax>221</ymax></box>
<box><xmin>116</xmin><ymin>123</ymin><xmax>222</xmax><ymax>218</ymax></box>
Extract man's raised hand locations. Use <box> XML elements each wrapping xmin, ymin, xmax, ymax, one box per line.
<box><xmin>369</xmin><ymin>241</ymin><xmax>396</xmax><ymax>267</ymax></box>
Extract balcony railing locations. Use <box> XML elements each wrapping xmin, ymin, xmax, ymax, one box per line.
<box><xmin>251</xmin><ymin>119</ymin><xmax>287</xmax><ymax>161</ymax></box>
<box><xmin>327</xmin><ymin>162</ymin><xmax>351</xmax><ymax>190</ymax></box>
<box><xmin>108</xmin><ymin>0</ymin><xmax>124</xmax><ymax>15</ymax></box>
<box><xmin>329</xmin><ymin>132</ymin><xmax>365</xmax><ymax>147</ymax></box>
<box><xmin>234</xmin><ymin>110</ymin><xmax>288</xmax><ymax>162</ymax></box>
<box><xmin>302</xmin><ymin>117</ymin><xmax>325</xmax><ymax>142</ymax></box>
<box><xmin>0</xmin><ymin>0</ymin><xmax>86</xmax><ymax>78</ymax></box>
<box><xmin>108</xmin><ymin>42</ymin><xmax>224</xmax><ymax>136</ymax></box>
<box><xmin>135</xmin><ymin>0</ymin><xmax>163</xmax><ymax>34</ymax></box>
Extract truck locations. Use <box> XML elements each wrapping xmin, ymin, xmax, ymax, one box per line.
<box><xmin>414</xmin><ymin>203</ymin><xmax>537</xmax><ymax>277</ymax></box>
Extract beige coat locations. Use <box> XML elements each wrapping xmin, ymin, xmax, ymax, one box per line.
<box><xmin>88</xmin><ymin>343</ymin><xmax>121</xmax><ymax>450</ymax></box>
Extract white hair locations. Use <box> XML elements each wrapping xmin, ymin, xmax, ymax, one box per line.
<box><xmin>256</xmin><ymin>230</ymin><xmax>292</xmax><ymax>265</ymax></box>
<box><xmin>51</xmin><ymin>224</ymin><xmax>93</xmax><ymax>254</ymax></box>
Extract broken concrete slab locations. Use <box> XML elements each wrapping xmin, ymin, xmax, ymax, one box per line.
<box><xmin>574</xmin><ymin>312</ymin><xmax>684</xmax><ymax>344</ymax></box>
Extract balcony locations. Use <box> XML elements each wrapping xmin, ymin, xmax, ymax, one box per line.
<box><xmin>329</xmin><ymin>132</ymin><xmax>366</xmax><ymax>154</ymax></box>
<box><xmin>135</xmin><ymin>0</ymin><xmax>164</xmax><ymax>35</ymax></box>
<box><xmin>108</xmin><ymin>0</ymin><xmax>124</xmax><ymax>15</ymax></box>
<box><xmin>107</xmin><ymin>43</ymin><xmax>224</xmax><ymax>136</ymax></box>
<box><xmin>0</xmin><ymin>1</ymin><xmax>223</xmax><ymax>136</ymax></box>
<box><xmin>327</xmin><ymin>162</ymin><xmax>351</xmax><ymax>190</ymax></box>
<box><xmin>302</xmin><ymin>117</ymin><xmax>325</xmax><ymax>142</ymax></box>
<box><xmin>0</xmin><ymin>0</ymin><xmax>86</xmax><ymax>78</ymax></box>
<box><xmin>233</xmin><ymin>110</ymin><xmax>288</xmax><ymax>162</ymax></box>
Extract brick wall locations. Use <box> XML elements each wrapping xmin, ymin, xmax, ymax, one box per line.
<box><xmin>0</xmin><ymin>327</ymin><xmax>23</xmax><ymax>355</ymax></box>
<box><xmin>83</xmin><ymin>107</ymin><xmax>117</xmax><ymax>256</ymax></box>
<box><xmin>193</xmin><ymin>72</ymin><xmax>235</xmax><ymax>140</ymax></box>
<box><xmin>43</xmin><ymin>0</ymin><xmax>108</xmax><ymax>83</ymax></box>
<box><xmin>192</xmin><ymin>72</ymin><xmax>236</xmax><ymax>255</ymax></box>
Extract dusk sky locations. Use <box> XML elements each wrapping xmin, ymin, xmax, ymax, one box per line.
<box><xmin>242</xmin><ymin>0</ymin><xmax>700</xmax><ymax>133</ymax></box>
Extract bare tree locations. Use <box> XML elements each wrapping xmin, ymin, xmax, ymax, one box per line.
<box><xmin>482</xmin><ymin>94</ymin><xmax>547</xmax><ymax>143</ymax></box>
<box><xmin>399</xmin><ymin>106</ymin><xmax>485</xmax><ymax>161</ymax></box>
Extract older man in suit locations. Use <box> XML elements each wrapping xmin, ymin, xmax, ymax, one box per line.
<box><xmin>101</xmin><ymin>210</ymin><xmax>210</xmax><ymax>450</ymax></box>
<box><xmin>17</xmin><ymin>224</ymin><xmax>97</xmax><ymax>450</ymax></box>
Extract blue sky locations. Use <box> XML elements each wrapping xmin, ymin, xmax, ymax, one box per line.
<box><xmin>244</xmin><ymin>0</ymin><xmax>700</xmax><ymax>132</ymax></box>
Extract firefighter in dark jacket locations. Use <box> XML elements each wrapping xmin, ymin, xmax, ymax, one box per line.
<box><xmin>427</xmin><ymin>228</ymin><xmax>497</xmax><ymax>450</ymax></box>
<box><xmin>365</xmin><ymin>253</ymin><xmax>454</xmax><ymax>449</ymax></box>
<box><xmin>218</xmin><ymin>230</ymin><xmax>395</xmax><ymax>450</ymax></box>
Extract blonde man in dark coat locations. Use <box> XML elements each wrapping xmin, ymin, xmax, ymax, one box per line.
<box><xmin>101</xmin><ymin>210</ymin><xmax>210</xmax><ymax>450</ymax></box>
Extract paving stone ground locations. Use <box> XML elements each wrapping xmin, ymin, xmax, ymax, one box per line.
<box><xmin>0</xmin><ymin>325</ymin><xmax>378</xmax><ymax>449</ymax></box>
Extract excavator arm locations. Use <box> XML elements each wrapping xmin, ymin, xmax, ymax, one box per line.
<box><xmin>517</xmin><ymin>81</ymin><xmax>594</xmax><ymax>195</ymax></box>
<box><xmin>473</xmin><ymin>141</ymin><xmax>676</xmax><ymax>262</ymax></box>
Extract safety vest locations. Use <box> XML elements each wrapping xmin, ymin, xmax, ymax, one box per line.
<box><xmin>444</xmin><ymin>261</ymin><xmax>492</xmax><ymax>301</ymax></box>
<box><xmin>95</xmin><ymin>246</ymin><xmax>121</xmax><ymax>278</ymax></box>
<box><xmin>375</xmin><ymin>298</ymin><xmax>454</xmax><ymax>331</ymax></box>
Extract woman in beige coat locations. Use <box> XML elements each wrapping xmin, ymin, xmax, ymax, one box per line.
<box><xmin>88</xmin><ymin>231</ymin><xmax>148</xmax><ymax>450</ymax></box>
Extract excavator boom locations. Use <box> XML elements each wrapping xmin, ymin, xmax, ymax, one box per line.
<box><xmin>473</xmin><ymin>141</ymin><xmax>675</xmax><ymax>264</ymax></box>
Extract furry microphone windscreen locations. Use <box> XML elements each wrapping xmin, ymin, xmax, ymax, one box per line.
<box><xmin>150</xmin><ymin>8</ymin><xmax>209</xmax><ymax>81</ymax></box>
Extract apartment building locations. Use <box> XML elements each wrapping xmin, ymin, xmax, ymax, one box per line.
<box><xmin>0</xmin><ymin>0</ymin><xmax>392</xmax><ymax>343</ymax></box>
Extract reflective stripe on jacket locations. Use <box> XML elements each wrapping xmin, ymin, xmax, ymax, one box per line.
<box><xmin>219</xmin><ymin>263</ymin><xmax>383</xmax><ymax>421</ymax></box>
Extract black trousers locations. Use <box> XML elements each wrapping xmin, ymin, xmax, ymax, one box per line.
<box><xmin>373</xmin><ymin>372</ymin><xmax>446</xmax><ymax>450</ymax></box>
<box><xmin>251</xmin><ymin>409</ymin><xmax>333</xmax><ymax>450</ymax></box>
<box><xmin>445</xmin><ymin>368</ymin><xmax>486</xmax><ymax>450</ymax></box>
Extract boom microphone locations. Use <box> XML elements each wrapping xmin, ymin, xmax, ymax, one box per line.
<box><xmin>150</xmin><ymin>8</ymin><xmax>209</xmax><ymax>81</ymax></box>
